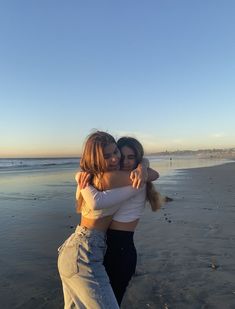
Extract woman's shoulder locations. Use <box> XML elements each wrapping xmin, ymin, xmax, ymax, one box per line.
<box><xmin>97</xmin><ymin>170</ymin><xmax>131</xmax><ymax>189</ymax></box>
<box><xmin>103</xmin><ymin>170</ymin><xmax>129</xmax><ymax>178</ymax></box>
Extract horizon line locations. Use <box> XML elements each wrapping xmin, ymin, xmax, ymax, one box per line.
<box><xmin>1</xmin><ymin>146</ymin><xmax>235</xmax><ymax>159</ymax></box>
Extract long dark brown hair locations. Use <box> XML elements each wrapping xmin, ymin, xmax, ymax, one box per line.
<box><xmin>117</xmin><ymin>137</ymin><xmax>162</xmax><ymax>211</ymax></box>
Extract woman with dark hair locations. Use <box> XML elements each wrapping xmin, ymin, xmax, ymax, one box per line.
<box><xmin>103</xmin><ymin>136</ymin><xmax>162</xmax><ymax>305</ymax></box>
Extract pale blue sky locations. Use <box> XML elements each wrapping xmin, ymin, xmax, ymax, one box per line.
<box><xmin>1</xmin><ymin>0</ymin><xmax>235</xmax><ymax>157</ymax></box>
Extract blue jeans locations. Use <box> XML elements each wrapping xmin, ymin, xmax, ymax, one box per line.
<box><xmin>58</xmin><ymin>225</ymin><xmax>119</xmax><ymax>309</ymax></box>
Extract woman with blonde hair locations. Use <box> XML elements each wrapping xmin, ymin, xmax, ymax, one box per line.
<box><xmin>77</xmin><ymin>135</ymin><xmax>163</xmax><ymax>305</ymax></box>
<box><xmin>57</xmin><ymin>131</ymin><xmax>158</xmax><ymax>308</ymax></box>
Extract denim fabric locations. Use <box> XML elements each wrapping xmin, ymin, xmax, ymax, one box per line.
<box><xmin>58</xmin><ymin>225</ymin><xmax>119</xmax><ymax>309</ymax></box>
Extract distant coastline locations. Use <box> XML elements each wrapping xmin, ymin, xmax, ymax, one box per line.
<box><xmin>1</xmin><ymin>147</ymin><xmax>235</xmax><ymax>160</ymax></box>
<box><xmin>148</xmin><ymin>147</ymin><xmax>235</xmax><ymax>160</ymax></box>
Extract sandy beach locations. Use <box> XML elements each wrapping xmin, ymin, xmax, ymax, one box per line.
<box><xmin>0</xmin><ymin>162</ymin><xmax>235</xmax><ymax>308</ymax></box>
<box><xmin>122</xmin><ymin>162</ymin><xmax>235</xmax><ymax>309</ymax></box>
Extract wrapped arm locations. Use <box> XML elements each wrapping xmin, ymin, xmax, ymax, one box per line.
<box><xmin>147</xmin><ymin>168</ymin><xmax>159</xmax><ymax>181</ymax></box>
<box><xmin>138</xmin><ymin>158</ymin><xmax>159</xmax><ymax>181</ymax></box>
<box><xmin>130</xmin><ymin>158</ymin><xmax>159</xmax><ymax>188</ymax></box>
<box><xmin>76</xmin><ymin>184</ymin><xmax>141</xmax><ymax>210</ymax></box>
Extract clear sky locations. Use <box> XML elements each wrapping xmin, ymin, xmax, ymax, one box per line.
<box><xmin>1</xmin><ymin>0</ymin><xmax>235</xmax><ymax>157</ymax></box>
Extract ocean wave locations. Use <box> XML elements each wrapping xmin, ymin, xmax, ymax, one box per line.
<box><xmin>0</xmin><ymin>158</ymin><xmax>80</xmax><ymax>171</ymax></box>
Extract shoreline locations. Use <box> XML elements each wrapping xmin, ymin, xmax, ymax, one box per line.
<box><xmin>0</xmin><ymin>162</ymin><xmax>235</xmax><ymax>308</ymax></box>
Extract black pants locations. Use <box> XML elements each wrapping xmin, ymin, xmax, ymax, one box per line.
<box><xmin>103</xmin><ymin>229</ymin><xmax>137</xmax><ymax>305</ymax></box>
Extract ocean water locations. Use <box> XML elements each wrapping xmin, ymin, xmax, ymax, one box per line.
<box><xmin>0</xmin><ymin>157</ymin><xmax>80</xmax><ymax>173</ymax></box>
<box><xmin>147</xmin><ymin>155</ymin><xmax>232</xmax><ymax>177</ymax></box>
<box><xmin>0</xmin><ymin>155</ymin><xmax>231</xmax><ymax>176</ymax></box>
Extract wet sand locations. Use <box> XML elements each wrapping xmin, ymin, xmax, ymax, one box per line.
<box><xmin>122</xmin><ymin>162</ymin><xmax>235</xmax><ymax>308</ymax></box>
<box><xmin>0</xmin><ymin>162</ymin><xmax>235</xmax><ymax>308</ymax></box>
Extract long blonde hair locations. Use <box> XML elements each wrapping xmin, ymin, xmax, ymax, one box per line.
<box><xmin>77</xmin><ymin>131</ymin><xmax>117</xmax><ymax>212</ymax></box>
<box><xmin>117</xmin><ymin>137</ymin><xmax>162</xmax><ymax>211</ymax></box>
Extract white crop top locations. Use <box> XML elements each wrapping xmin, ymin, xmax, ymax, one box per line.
<box><xmin>113</xmin><ymin>187</ymin><xmax>146</xmax><ymax>222</ymax></box>
<box><xmin>76</xmin><ymin>177</ymin><xmax>146</xmax><ymax>221</ymax></box>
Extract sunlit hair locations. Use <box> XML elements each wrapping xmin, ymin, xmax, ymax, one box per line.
<box><xmin>77</xmin><ymin>131</ymin><xmax>117</xmax><ymax>212</ymax></box>
<box><xmin>117</xmin><ymin>136</ymin><xmax>162</xmax><ymax>212</ymax></box>
<box><xmin>80</xmin><ymin>131</ymin><xmax>116</xmax><ymax>174</ymax></box>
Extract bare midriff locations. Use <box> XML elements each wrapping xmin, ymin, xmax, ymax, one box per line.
<box><xmin>108</xmin><ymin>219</ymin><xmax>139</xmax><ymax>232</ymax></box>
<box><xmin>80</xmin><ymin>215</ymin><xmax>113</xmax><ymax>232</ymax></box>
<box><xmin>80</xmin><ymin>217</ymin><xmax>140</xmax><ymax>232</ymax></box>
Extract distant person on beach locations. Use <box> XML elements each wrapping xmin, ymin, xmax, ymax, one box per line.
<box><xmin>57</xmin><ymin>131</ymin><xmax>159</xmax><ymax>308</ymax></box>
<box><xmin>77</xmin><ymin>135</ymin><xmax>164</xmax><ymax>305</ymax></box>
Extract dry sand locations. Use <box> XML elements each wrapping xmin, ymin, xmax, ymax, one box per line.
<box><xmin>0</xmin><ymin>162</ymin><xmax>235</xmax><ymax>308</ymax></box>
